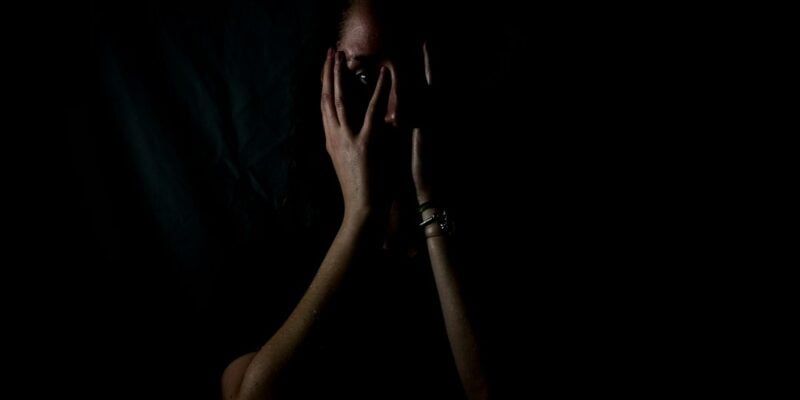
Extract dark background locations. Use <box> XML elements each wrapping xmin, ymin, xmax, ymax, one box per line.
<box><xmin>21</xmin><ymin>1</ymin><xmax>711</xmax><ymax>399</ymax></box>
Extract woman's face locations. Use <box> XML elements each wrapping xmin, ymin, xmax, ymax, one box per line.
<box><xmin>332</xmin><ymin>2</ymin><xmax>429</xmax><ymax>240</ymax></box>
<box><xmin>335</xmin><ymin>2</ymin><xmax>426</xmax><ymax>134</ymax></box>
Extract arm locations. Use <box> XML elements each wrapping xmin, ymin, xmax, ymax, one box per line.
<box><xmin>412</xmin><ymin>42</ymin><xmax>489</xmax><ymax>400</ymax></box>
<box><xmin>223</xmin><ymin>49</ymin><xmax>390</xmax><ymax>400</ymax></box>
<box><xmin>229</xmin><ymin>210</ymin><xmax>372</xmax><ymax>400</ymax></box>
<box><xmin>420</xmin><ymin>204</ymin><xmax>489</xmax><ymax>400</ymax></box>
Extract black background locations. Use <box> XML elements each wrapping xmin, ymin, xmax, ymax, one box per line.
<box><xmin>13</xmin><ymin>1</ymin><xmax>717</xmax><ymax>399</ymax></box>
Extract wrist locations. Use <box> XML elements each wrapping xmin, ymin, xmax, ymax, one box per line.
<box><xmin>420</xmin><ymin>206</ymin><xmax>438</xmax><ymax>220</ymax></box>
<box><xmin>416</xmin><ymin>190</ymin><xmax>433</xmax><ymax>205</ymax></box>
<box><xmin>418</xmin><ymin>205</ymin><xmax>453</xmax><ymax>238</ymax></box>
<box><xmin>424</xmin><ymin>220</ymin><xmax>445</xmax><ymax>238</ymax></box>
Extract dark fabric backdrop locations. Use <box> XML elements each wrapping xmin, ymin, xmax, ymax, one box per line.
<box><xmin>63</xmin><ymin>1</ymin><xmax>531</xmax><ymax>399</ymax></box>
<box><xmin>38</xmin><ymin>1</ymin><xmax>702</xmax><ymax>398</ymax></box>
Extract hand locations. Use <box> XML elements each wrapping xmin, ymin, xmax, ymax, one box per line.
<box><xmin>412</xmin><ymin>41</ymin><xmax>435</xmax><ymax>204</ymax></box>
<box><xmin>321</xmin><ymin>48</ymin><xmax>389</xmax><ymax>218</ymax></box>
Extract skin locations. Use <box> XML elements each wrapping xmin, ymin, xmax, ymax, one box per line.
<box><xmin>222</xmin><ymin>3</ymin><xmax>488</xmax><ymax>399</ymax></box>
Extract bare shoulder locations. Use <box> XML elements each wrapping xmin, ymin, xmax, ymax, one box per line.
<box><xmin>221</xmin><ymin>352</ymin><xmax>257</xmax><ymax>400</ymax></box>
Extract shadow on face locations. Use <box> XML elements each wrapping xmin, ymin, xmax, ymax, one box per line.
<box><xmin>335</xmin><ymin>1</ymin><xmax>428</xmax><ymax>134</ymax></box>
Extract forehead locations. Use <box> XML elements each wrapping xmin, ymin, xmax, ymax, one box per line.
<box><xmin>338</xmin><ymin>6</ymin><xmax>384</xmax><ymax>58</ymax></box>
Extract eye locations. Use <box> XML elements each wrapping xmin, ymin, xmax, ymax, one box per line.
<box><xmin>355</xmin><ymin>71</ymin><xmax>370</xmax><ymax>85</ymax></box>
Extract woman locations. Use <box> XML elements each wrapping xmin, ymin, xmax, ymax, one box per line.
<box><xmin>222</xmin><ymin>1</ymin><xmax>488</xmax><ymax>398</ymax></box>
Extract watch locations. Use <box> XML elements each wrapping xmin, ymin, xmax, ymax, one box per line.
<box><xmin>419</xmin><ymin>208</ymin><xmax>454</xmax><ymax>237</ymax></box>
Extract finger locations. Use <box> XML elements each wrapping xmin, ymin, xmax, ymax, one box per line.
<box><xmin>333</xmin><ymin>51</ymin><xmax>350</xmax><ymax>132</ymax></box>
<box><xmin>321</xmin><ymin>48</ymin><xmax>339</xmax><ymax>127</ymax></box>
<box><xmin>423</xmin><ymin>41</ymin><xmax>432</xmax><ymax>87</ymax></box>
<box><xmin>361</xmin><ymin>66</ymin><xmax>388</xmax><ymax>141</ymax></box>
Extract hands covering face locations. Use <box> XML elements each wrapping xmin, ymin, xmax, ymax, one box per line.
<box><xmin>321</xmin><ymin>42</ymin><xmax>436</xmax><ymax>216</ymax></box>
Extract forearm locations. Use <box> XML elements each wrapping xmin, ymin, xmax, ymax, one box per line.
<box><xmin>423</xmin><ymin>209</ymin><xmax>489</xmax><ymax>400</ymax></box>
<box><xmin>236</xmin><ymin>210</ymin><xmax>372</xmax><ymax>400</ymax></box>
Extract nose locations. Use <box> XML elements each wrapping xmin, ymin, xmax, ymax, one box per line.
<box><xmin>383</xmin><ymin>64</ymin><xmax>400</xmax><ymax>127</ymax></box>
